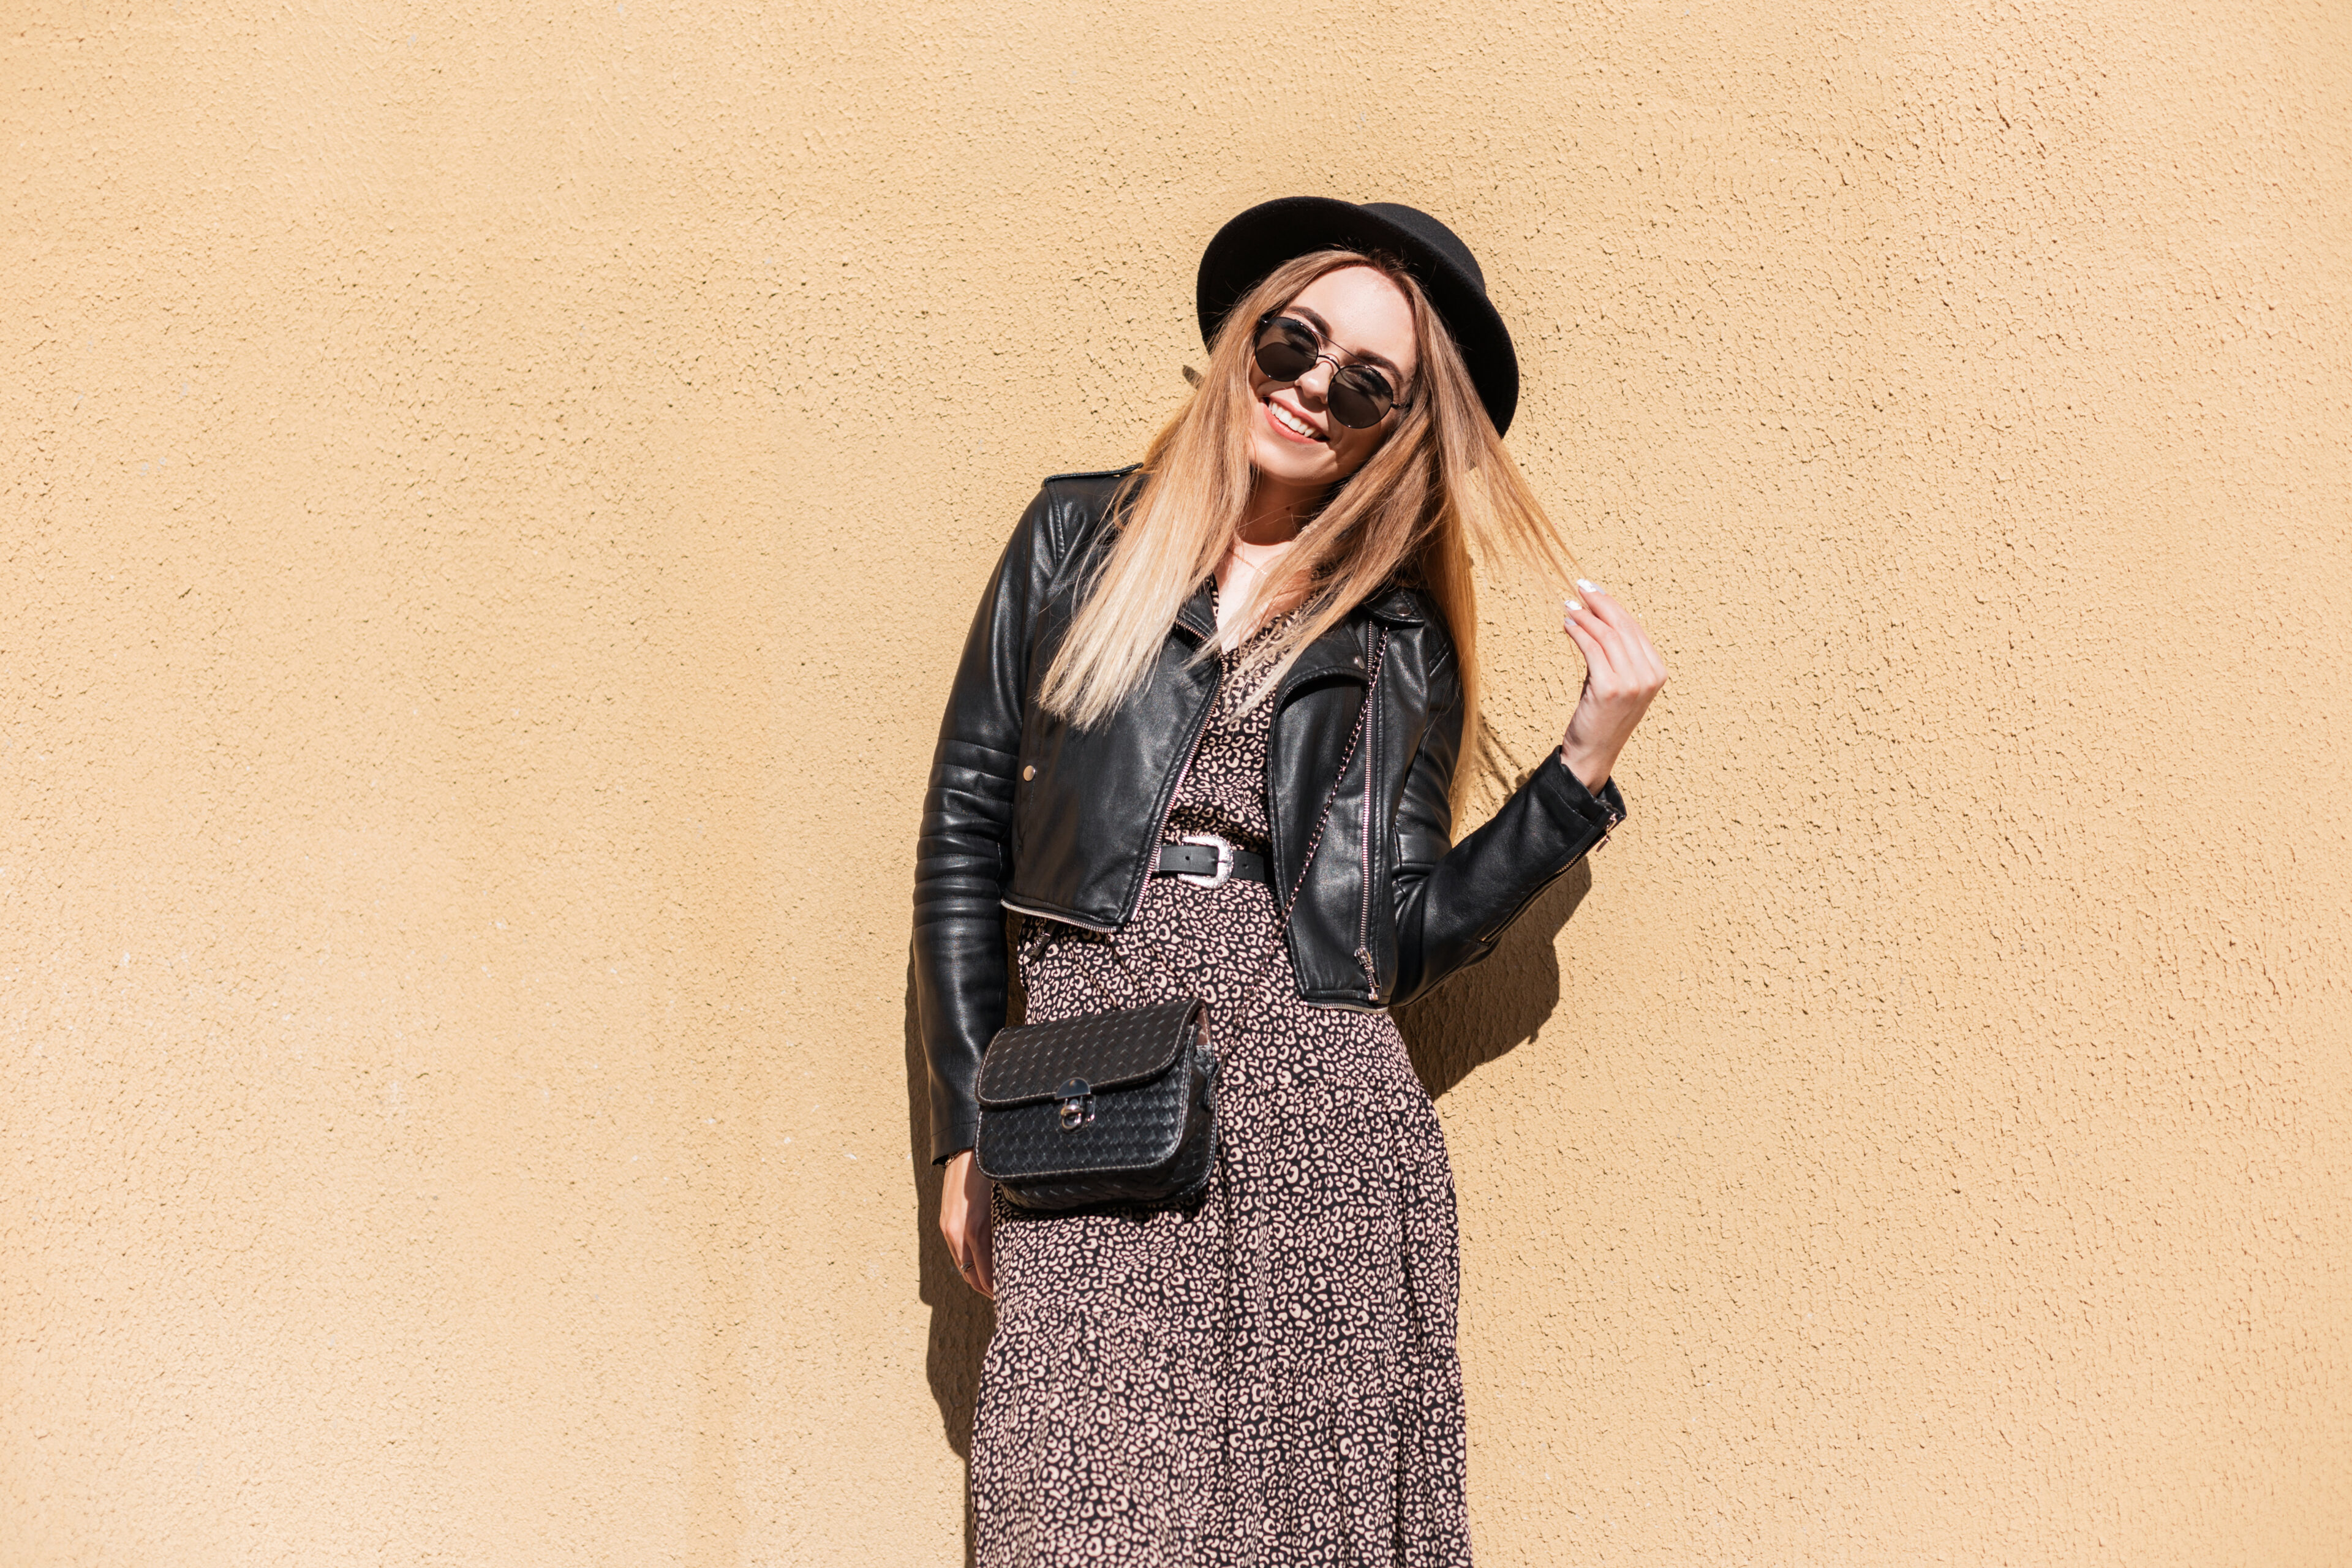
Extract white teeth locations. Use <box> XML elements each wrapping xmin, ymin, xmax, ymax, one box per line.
<box><xmin>1270</xmin><ymin>402</ymin><xmax>1322</xmax><ymax>440</ymax></box>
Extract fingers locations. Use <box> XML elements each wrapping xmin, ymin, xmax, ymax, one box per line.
<box><xmin>1563</xmin><ymin>606</ymin><xmax>1623</xmax><ymax>677</ymax></box>
<box><xmin>1562</xmin><ymin>592</ymin><xmax>1624</xmax><ymax>687</ymax></box>
<box><xmin>1566</xmin><ymin>579</ymin><xmax>1666</xmax><ymax>694</ymax></box>
<box><xmin>1581</xmin><ymin>580</ymin><xmax>1666</xmax><ymax>686</ymax></box>
<box><xmin>946</xmin><ymin>1228</ymin><xmax>994</xmax><ymax>1297</ymax></box>
<box><xmin>1559</xmin><ymin>609</ymin><xmax>1612</xmax><ymax>687</ymax></box>
<box><xmin>970</xmin><ymin>1227</ymin><xmax>996</xmax><ymax>1298</ymax></box>
<box><xmin>1569</xmin><ymin>580</ymin><xmax>1635</xmax><ymax>673</ymax></box>
<box><xmin>949</xmin><ymin>1242</ymin><xmax>989</xmax><ymax>1295</ymax></box>
<box><xmin>956</xmin><ymin>1215</ymin><xmax>996</xmax><ymax>1298</ymax></box>
<box><xmin>939</xmin><ymin>1216</ymin><xmax>971</xmax><ymax>1291</ymax></box>
<box><xmin>939</xmin><ymin>1150</ymin><xmax>998</xmax><ymax>1298</ymax></box>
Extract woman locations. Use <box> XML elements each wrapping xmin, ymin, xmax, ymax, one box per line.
<box><xmin>913</xmin><ymin>197</ymin><xmax>1665</xmax><ymax>1566</ymax></box>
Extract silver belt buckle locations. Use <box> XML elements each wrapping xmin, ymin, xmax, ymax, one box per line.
<box><xmin>1175</xmin><ymin>832</ymin><xmax>1235</xmax><ymax>889</ymax></box>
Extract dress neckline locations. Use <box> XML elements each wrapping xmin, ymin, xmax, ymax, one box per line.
<box><xmin>1205</xmin><ymin>576</ymin><xmax>1302</xmax><ymax>654</ymax></box>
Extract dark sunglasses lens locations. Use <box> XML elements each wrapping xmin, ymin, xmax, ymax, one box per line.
<box><xmin>1253</xmin><ymin>320</ymin><xmax>1318</xmax><ymax>380</ymax></box>
<box><xmin>1329</xmin><ymin>367</ymin><xmax>1395</xmax><ymax>429</ymax></box>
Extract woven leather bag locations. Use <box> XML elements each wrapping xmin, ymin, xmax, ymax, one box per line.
<box><xmin>974</xmin><ymin>998</ymin><xmax>1219</xmax><ymax>1212</ymax></box>
<box><xmin>972</xmin><ymin>629</ymin><xmax>1388</xmax><ymax>1214</ymax></box>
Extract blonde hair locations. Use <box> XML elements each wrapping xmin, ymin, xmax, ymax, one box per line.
<box><xmin>1038</xmin><ymin>250</ymin><xmax>1581</xmax><ymax>793</ymax></box>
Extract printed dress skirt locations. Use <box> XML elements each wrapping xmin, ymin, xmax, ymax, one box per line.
<box><xmin>971</xmin><ymin>620</ymin><xmax>1473</xmax><ymax>1567</ymax></box>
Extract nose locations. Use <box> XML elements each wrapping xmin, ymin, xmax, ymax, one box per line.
<box><xmin>1291</xmin><ymin>353</ymin><xmax>1340</xmax><ymax>407</ymax></box>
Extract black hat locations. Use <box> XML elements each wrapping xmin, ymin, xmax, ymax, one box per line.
<box><xmin>1196</xmin><ymin>197</ymin><xmax>1520</xmax><ymax>437</ymax></box>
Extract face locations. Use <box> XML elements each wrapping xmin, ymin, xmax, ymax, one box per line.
<box><xmin>1245</xmin><ymin>265</ymin><xmax>1420</xmax><ymax>495</ymax></box>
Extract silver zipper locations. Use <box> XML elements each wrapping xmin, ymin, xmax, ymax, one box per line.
<box><xmin>1352</xmin><ymin>634</ymin><xmax>1380</xmax><ymax>990</ymax></box>
<box><xmin>1130</xmin><ymin>665</ymin><xmax>1223</xmax><ymax>922</ymax></box>
<box><xmin>1000</xmin><ymin>895</ymin><xmax>1118</xmax><ymax>935</ymax></box>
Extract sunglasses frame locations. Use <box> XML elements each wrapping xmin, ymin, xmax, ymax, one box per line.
<box><xmin>1251</xmin><ymin>311</ymin><xmax>1412</xmax><ymax>429</ymax></box>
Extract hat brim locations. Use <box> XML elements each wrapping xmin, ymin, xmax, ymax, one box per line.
<box><xmin>1196</xmin><ymin>196</ymin><xmax>1519</xmax><ymax>438</ymax></box>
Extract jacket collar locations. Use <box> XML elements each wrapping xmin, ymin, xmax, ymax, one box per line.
<box><xmin>1363</xmin><ymin>582</ymin><xmax>1428</xmax><ymax>626</ymax></box>
<box><xmin>1284</xmin><ymin>616</ymin><xmax>1373</xmax><ymax>692</ymax></box>
<box><xmin>1174</xmin><ymin>582</ymin><xmax>1425</xmax><ymax>704</ymax></box>
<box><xmin>1174</xmin><ymin>578</ymin><xmax>1428</xmax><ymax>643</ymax></box>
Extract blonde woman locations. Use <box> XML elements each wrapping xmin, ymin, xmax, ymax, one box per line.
<box><xmin>913</xmin><ymin>198</ymin><xmax>1665</xmax><ymax>1566</ymax></box>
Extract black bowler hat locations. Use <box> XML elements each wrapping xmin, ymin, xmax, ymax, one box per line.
<box><xmin>1196</xmin><ymin>197</ymin><xmax>1521</xmax><ymax>437</ymax></box>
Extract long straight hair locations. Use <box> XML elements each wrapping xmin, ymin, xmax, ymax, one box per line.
<box><xmin>1038</xmin><ymin>250</ymin><xmax>1582</xmax><ymax>796</ymax></box>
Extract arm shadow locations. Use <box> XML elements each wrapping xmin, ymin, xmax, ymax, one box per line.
<box><xmin>903</xmin><ymin>930</ymin><xmax>1027</xmax><ymax>1567</ymax></box>
<box><xmin>1395</xmin><ymin>858</ymin><xmax>1593</xmax><ymax>1101</ymax></box>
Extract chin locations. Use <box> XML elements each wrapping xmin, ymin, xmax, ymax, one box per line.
<box><xmin>1248</xmin><ymin>429</ymin><xmax>1338</xmax><ymax>488</ymax></box>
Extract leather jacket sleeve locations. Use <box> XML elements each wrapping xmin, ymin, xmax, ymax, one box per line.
<box><xmin>911</xmin><ymin>487</ymin><xmax>1065</xmax><ymax>1164</ymax></box>
<box><xmin>1385</xmin><ymin>641</ymin><xmax>1629</xmax><ymax>1008</ymax></box>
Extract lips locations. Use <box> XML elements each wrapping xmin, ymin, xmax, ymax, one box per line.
<box><xmin>1262</xmin><ymin>395</ymin><xmax>1327</xmax><ymax>444</ymax></box>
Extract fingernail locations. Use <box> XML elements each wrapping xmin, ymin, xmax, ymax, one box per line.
<box><xmin>1564</xmin><ymin>600</ymin><xmax>1583</xmax><ymax>615</ymax></box>
<box><xmin>1576</xmin><ymin>578</ymin><xmax>1601</xmax><ymax>592</ymax></box>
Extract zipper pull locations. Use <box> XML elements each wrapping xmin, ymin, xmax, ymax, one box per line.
<box><xmin>1354</xmin><ymin>945</ymin><xmax>1378</xmax><ymax>985</ymax></box>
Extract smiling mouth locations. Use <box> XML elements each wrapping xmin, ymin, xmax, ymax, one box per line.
<box><xmin>1263</xmin><ymin>398</ymin><xmax>1327</xmax><ymax>444</ymax></box>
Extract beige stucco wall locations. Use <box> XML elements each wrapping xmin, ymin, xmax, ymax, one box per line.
<box><xmin>6</xmin><ymin>1</ymin><xmax>2348</xmax><ymax>1562</ymax></box>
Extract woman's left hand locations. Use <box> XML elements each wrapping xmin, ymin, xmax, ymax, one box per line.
<box><xmin>1559</xmin><ymin>579</ymin><xmax>1667</xmax><ymax>794</ymax></box>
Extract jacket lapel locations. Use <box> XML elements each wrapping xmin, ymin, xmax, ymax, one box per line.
<box><xmin>1173</xmin><ymin>579</ymin><xmax>1216</xmax><ymax>642</ymax></box>
<box><xmin>1281</xmin><ymin>616</ymin><xmax>1371</xmax><ymax>694</ymax></box>
<box><xmin>1183</xmin><ymin>579</ymin><xmax>1425</xmax><ymax>687</ymax></box>
<box><xmin>1278</xmin><ymin>583</ymin><xmax>1425</xmax><ymax>693</ymax></box>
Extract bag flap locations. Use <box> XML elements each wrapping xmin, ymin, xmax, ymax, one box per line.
<box><xmin>977</xmin><ymin>998</ymin><xmax>1204</xmax><ymax>1107</ymax></box>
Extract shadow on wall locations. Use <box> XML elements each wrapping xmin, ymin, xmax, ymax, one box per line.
<box><xmin>902</xmin><ymin>950</ymin><xmax>992</xmax><ymax>1567</ymax></box>
<box><xmin>900</xmin><ymin>850</ymin><xmax>1594</xmax><ymax>1559</ymax></box>
<box><xmin>1395</xmin><ymin>860</ymin><xmax>1592</xmax><ymax>1097</ymax></box>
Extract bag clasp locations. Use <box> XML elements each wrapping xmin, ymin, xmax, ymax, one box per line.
<box><xmin>1056</xmin><ymin>1077</ymin><xmax>1096</xmax><ymax>1131</ymax></box>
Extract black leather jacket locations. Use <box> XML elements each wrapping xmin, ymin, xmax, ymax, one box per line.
<box><xmin>913</xmin><ymin>467</ymin><xmax>1628</xmax><ymax>1163</ymax></box>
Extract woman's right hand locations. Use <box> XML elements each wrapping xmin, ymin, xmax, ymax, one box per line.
<box><xmin>940</xmin><ymin>1149</ymin><xmax>996</xmax><ymax>1297</ymax></box>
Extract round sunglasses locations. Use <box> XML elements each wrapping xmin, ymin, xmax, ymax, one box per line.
<box><xmin>1251</xmin><ymin>312</ymin><xmax>1411</xmax><ymax>429</ymax></box>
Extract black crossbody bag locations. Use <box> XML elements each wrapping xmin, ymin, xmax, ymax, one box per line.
<box><xmin>974</xmin><ymin>631</ymin><xmax>1387</xmax><ymax>1213</ymax></box>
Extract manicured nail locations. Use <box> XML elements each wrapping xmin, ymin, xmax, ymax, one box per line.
<box><xmin>1576</xmin><ymin>578</ymin><xmax>1601</xmax><ymax>592</ymax></box>
<box><xmin>1564</xmin><ymin>601</ymin><xmax>1583</xmax><ymax>616</ymax></box>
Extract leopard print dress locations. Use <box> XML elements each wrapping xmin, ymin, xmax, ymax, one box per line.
<box><xmin>971</xmin><ymin>604</ymin><xmax>1473</xmax><ymax>1567</ymax></box>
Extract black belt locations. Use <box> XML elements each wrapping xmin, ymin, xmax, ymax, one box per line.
<box><xmin>1155</xmin><ymin>835</ymin><xmax>1269</xmax><ymax>888</ymax></box>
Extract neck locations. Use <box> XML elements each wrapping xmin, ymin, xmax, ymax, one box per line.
<box><xmin>1218</xmin><ymin>473</ymin><xmax>1324</xmax><ymax>638</ymax></box>
<box><xmin>1238</xmin><ymin>471</ymin><xmax>1324</xmax><ymax>546</ymax></box>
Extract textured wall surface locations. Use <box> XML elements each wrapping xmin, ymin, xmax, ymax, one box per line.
<box><xmin>6</xmin><ymin>1</ymin><xmax>2349</xmax><ymax>1563</ymax></box>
